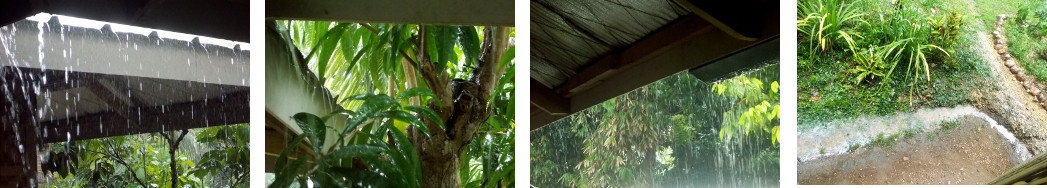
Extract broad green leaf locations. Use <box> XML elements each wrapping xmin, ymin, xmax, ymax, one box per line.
<box><xmin>458</xmin><ymin>26</ymin><xmax>480</xmax><ymax>66</ymax></box>
<box><xmin>292</xmin><ymin>113</ymin><xmax>326</xmax><ymax>155</ymax></box>
<box><xmin>398</xmin><ymin>87</ymin><xmax>440</xmax><ymax>105</ymax></box>
<box><xmin>402</xmin><ymin>105</ymin><xmax>444</xmax><ymax>130</ymax></box>
<box><xmin>382</xmin><ymin>111</ymin><xmax>430</xmax><ymax>138</ymax></box>
<box><xmin>324</xmin><ymin>144</ymin><xmax>384</xmax><ymax>165</ymax></box>
<box><xmin>384</xmin><ymin>123</ymin><xmax>421</xmax><ymax>187</ymax></box>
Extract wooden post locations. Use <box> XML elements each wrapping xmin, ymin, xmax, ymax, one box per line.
<box><xmin>2</xmin><ymin>67</ymin><xmax>41</xmax><ymax>187</ymax></box>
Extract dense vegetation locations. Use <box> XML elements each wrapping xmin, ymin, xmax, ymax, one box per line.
<box><xmin>266</xmin><ymin>20</ymin><xmax>515</xmax><ymax>187</ymax></box>
<box><xmin>796</xmin><ymin>0</ymin><xmax>1008</xmax><ymax>126</ymax></box>
<box><xmin>42</xmin><ymin>124</ymin><xmax>249</xmax><ymax>187</ymax></box>
<box><xmin>532</xmin><ymin>64</ymin><xmax>780</xmax><ymax>187</ymax></box>
<box><xmin>1010</xmin><ymin>1</ymin><xmax>1047</xmax><ymax>82</ymax></box>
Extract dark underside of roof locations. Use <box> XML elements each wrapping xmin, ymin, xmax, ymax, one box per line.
<box><xmin>529</xmin><ymin>0</ymin><xmax>779</xmax><ymax>128</ymax></box>
<box><xmin>531</xmin><ymin>0</ymin><xmax>690</xmax><ymax>89</ymax></box>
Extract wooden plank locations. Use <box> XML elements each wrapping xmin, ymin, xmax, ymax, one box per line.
<box><xmin>266</xmin><ymin>0</ymin><xmax>514</xmax><ymax>26</ymax></box>
<box><xmin>530</xmin><ymin>78</ymin><xmax>569</xmax><ymax>115</ymax></box>
<box><xmin>570</xmin><ymin>30</ymin><xmax>772</xmax><ymax>116</ymax></box>
<box><xmin>37</xmin><ymin>90</ymin><xmax>249</xmax><ymax>143</ymax></box>
<box><xmin>555</xmin><ymin>16</ymin><xmax>712</xmax><ymax>97</ymax></box>
<box><xmin>530</xmin><ymin>104</ymin><xmax>566</xmax><ymax>131</ymax></box>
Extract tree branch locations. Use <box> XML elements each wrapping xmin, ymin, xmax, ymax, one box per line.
<box><xmin>102</xmin><ymin>139</ymin><xmax>148</xmax><ymax>187</ymax></box>
<box><xmin>477</xmin><ymin>27</ymin><xmax>511</xmax><ymax>101</ymax></box>
<box><xmin>160</xmin><ymin>130</ymin><xmax>189</xmax><ymax>188</ymax></box>
<box><xmin>233</xmin><ymin>171</ymin><xmax>249</xmax><ymax>187</ymax></box>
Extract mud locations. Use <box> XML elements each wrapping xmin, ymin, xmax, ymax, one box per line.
<box><xmin>799</xmin><ymin>115</ymin><xmax>1022</xmax><ymax>185</ymax></box>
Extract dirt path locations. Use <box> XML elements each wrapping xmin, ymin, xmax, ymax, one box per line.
<box><xmin>970</xmin><ymin>21</ymin><xmax>1047</xmax><ymax>154</ymax></box>
<box><xmin>799</xmin><ymin>115</ymin><xmax>1022</xmax><ymax>185</ymax></box>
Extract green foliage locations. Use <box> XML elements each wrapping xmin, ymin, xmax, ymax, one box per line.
<box><xmin>713</xmin><ymin>76</ymin><xmax>780</xmax><ymax>145</ymax></box>
<box><xmin>929</xmin><ymin>12</ymin><xmax>964</xmax><ymax>46</ymax></box>
<box><xmin>191</xmin><ymin>124</ymin><xmax>250</xmax><ymax>186</ymax></box>
<box><xmin>868</xmin><ymin>133</ymin><xmax>901</xmax><ymax>151</ymax></box>
<box><xmin>670</xmin><ymin>114</ymin><xmax>696</xmax><ymax>144</ymax></box>
<box><xmin>461</xmin><ymin>130</ymin><xmax>515</xmax><ymax>188</ymax></box>
<box><xmin>861</xmin><ymin>3</ymin><xmax>953</xmax><ymax>100</ymax></box>
<box><xmin>798</xmin><ymin>0</ymin><xmax>865</xmax><ymax>54</ymax></box>
<box><xmin>798</xmin><ymin>0</ymin><xmax>992</xmax><ymax>125</ymax></box>
<box><xmin>534</xmin><ymin>65</ymin><xmax>780</xmax><ymax>188</ymax></box>
<box><xmin>1007</xmin><ymin>2</ymin><xmax>1047</xmax><ymax>83</ymax></box>
<box><xmin>849</xmin><ymin>47</ymin><xmax>888</xmax><ymax>84</ymax></box>
<box><xmin>939</xmin><ymin>119</ymin><xmax>959</xmax><ymax>130</ymax></box>
<box><xmin>848</xmin><ymin>142</ymin><xmax>861</xmax><ymax>152</ymax></box>
<box><xmin>276</xmin><ymin>20</ymin><xmax>516</xmax><ymax>187</ymax></box>
<box><xmin>270</xmin><ymin>91</ymin><xmax>440</xmax><ymax>188</ymax></box>
<box><xmin>655</xmin><ymin>147</ymin><xmax>675</xmax><ymax>174</ymax></box>
<box><xmin>902</xmin><ymin>129</ymin><xmax>919</xmax><ymax>139</ymax></box>
<box><xmin>44</xmin><ymin>125</ymin><xmax>248</xmax><ymax>188</ymax></box>
<box><xmin>1017</xmin><ymin>1</ymin><xmax>1047</xmax><ymax>39</ymax></box>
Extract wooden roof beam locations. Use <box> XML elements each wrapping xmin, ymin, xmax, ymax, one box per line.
<box><xmin>37</xmin><ymin>90</ymin><xmax>249</xmax><ymax>143</ymax></box>
<box><xmin>554</xmin><ymin>15</ymin><xmax>713</xmax><ymax>97</ymax></box>
<box><xmin>530</xmin><ymin>78</ymin><xmax>569</xmax><ymax>115</ymax></box>
<box><xmin>266</xmin><ymin>0</ymin><xmax>514</xmax><ymax>26</ymax></box>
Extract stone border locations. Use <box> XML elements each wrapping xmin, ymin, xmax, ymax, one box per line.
<box><xmin>993</xmin><ymin>14</ymin><xmax>1047</xmax><ymax>110</ymax></box>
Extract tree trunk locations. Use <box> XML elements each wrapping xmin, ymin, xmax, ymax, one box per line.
<box><xmin>161</xmin><ymin>130</ymin><xmax>188</xmax><ymax>188</ymax></box>
<box><xmin>407</xmin><ymin>26</ymin><xmax>510</xmax><ymax>188</ymax></box>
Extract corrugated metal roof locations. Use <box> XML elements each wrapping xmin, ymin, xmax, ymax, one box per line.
<box><xmin>530</xmin><ymin>0</ymin><xmax>690</xmax><ymax>88</ymax></box>
<box><xmin>1</xmin><ymin>15</ymin><xmax>249</xmax><ymax>141</ymax></box>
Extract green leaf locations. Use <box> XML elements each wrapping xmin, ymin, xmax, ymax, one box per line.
<box><xmin>458</xmin><ymin>26</ymin><xmax>480</xmax><ymax>66</ymax></box>
<box><xmin>270</xmin><ymin>157</ymin><xmax>307</xmax><ymax>188</ymax></box>
<box><xmin>402</xmin><ymin>105</ymin><xmax>444</xmax><ymax>131</ymax></box>
<box><xmin>329</xmin><ymin>167</ymin><xmax>392</xmax><ymax>187</ymax></box>
<box><xmin>398</xmin><ymin>87</ymin><xmax>440</xmax><ymax>105</ymax></box>
<box><xmin>384</xmin><ymin>123</ymin><xmax>421</xmax><ymax>187</ymax></box>
<box><xmin>304</xmin><ymin>23</ymin><xmax>351</xmax><ymax>81</ymax></box>
<box><xmin>382</xmin><ymin>111</ymin><xmax>430</xmax><ymax>138</ymax></box>
<box><xmin>342</xmin><ymin>94</ymin><xmax>399</xmax><ymax>117</ymax></box>
<box><xmin>431</xmin><ymin>26</ymin><xmax>457</xmax><ymax>67</ymax></box>
<box><xmin>324</xmin><ymin>144</ymin><xmax>384</xmax><ymax>165</ymax></box>
<box><xmin>292</xmin><ymin>113</ymin><xmax>326</xmax><ymax>155</ymax></box>
<box><xmin>499</xmin><ymin>45</ymin><xmax>515</xmax><ymax>72</ymax></box>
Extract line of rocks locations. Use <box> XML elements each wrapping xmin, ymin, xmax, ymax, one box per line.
<box><xmin>993</xmin><ymin>14</ymin><xmax>1047</xmax><ymax>110</ymax></box>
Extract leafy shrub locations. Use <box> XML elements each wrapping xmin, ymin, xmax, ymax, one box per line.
<box><xmin>1017</xmin><ymin>1</ymin><xmax>1047</xmax><ymax>39</ymax></box>
<box><xmin>713</xmin><ymin>76</ymin><xmax>780</xmax><ymax>145</ymax></box>
<box><xmin>929</xmin><ymin>12</ymin><xmax>964</xmax><ymax>47</ymax></box>
<box><xmin>857</xmin><ymin>3</ymin><xmax>954</xmax><ymax>102</ymax></box>
<box><xmin>670</xmin><ymin>114</ymin><xmax>696</xmax><ymax>145</ymax></box>
<box><xmin>270</xmin><ymin>88</ymin><xmax>443</xmax><ymax>187</ymax></box>
<box><xmin>798</xmin><ymin>0</ymin><xmax>866</xmax><ymax>55</ymax></box>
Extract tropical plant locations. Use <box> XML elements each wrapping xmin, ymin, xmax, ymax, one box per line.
<box><xmin>43</xmin><ymin>124</ymin><xmax>249</xmax><ymax>188</ymax></box>
<box><xmin>849</xmin><ymin>46</ymin><xmax>888</xmax><ymax>84</ymax></box>
<box><xmin>269</xmin><ymin>18</ymin><xmax>515</xmax><ymax>186</ymax></box>
<box><xmin>929</xmin><ymin>12</ymin><xmax>964</xmax><ymax>47</ymax></box>
<box><xmin>798</xmin><ymin>0</ymin><xmax>865</xmax><ymax>55</ymax></box>
<box><xmin>1017</xmin><ymin>1</ymin><xmax>1047</xmax><ymax>39</ymax></box>
<box><xmin>866</xmin><ymin>5</ymin><xmax>950</xmax><ymax>102</ymax></box>
<box><xmin>270</xmin><ymin>91</ymin><xmax>441</xmax><ymax>187</ymax></box>
<box><xmin>712</xmin><ymin>76</ymin><xmax>780</xmax><ymax>145</ymax></box>
<box><xmin>535</xmin><ymin>65</ymin><xmax>781</xmax><ymax>188</ymax></box>
<box><xmin>191</xmin><ymin>124</ymin><xmax>250</xmax><ymax>187</ymax></box>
